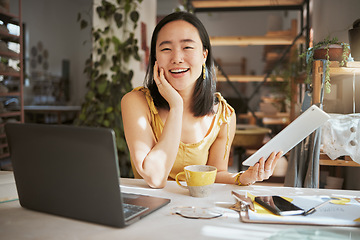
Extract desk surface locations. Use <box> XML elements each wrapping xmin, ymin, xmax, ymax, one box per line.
<box><xmin>0</xmin><ymin>171</ymin><xmax>359</xmax><ymax>240</ymax></box>
<box><xmin>24</xmin><ymin>105</ymin><xmax>81</xmax><ymax>111</ymax></box>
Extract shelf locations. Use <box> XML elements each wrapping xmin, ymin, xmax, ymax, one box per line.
<box><xmin>0</xmin><ymin>71</ymin><xmax>20</xmax><ymax>77</ymax></box>
<box><xmin>0</xmin><ymin>11</ymin><xmax>19</xmax><ymax>23</ymax></box>
<box><xmin>0</xmin><ymin>50</ymin><xmax>20</xmax><ymax>59</ymax></box>
<box><xmin>0</xmin><ymin>152</ymin><xmax>10</xmax><ymax>159</ymax></box>
<box><xmin>0</xmin><ymin>111</ymin><xmax>21</xmax><ymax>118</ymax></box>
<box><xmin>319</xmin><ymin>154</ymin><xmax>360</xmax><ymax>167</ymax></box>
<box><xmin>312</xmin><ymin>60</ymin><xmax>360</xmax><ymax>105</ymax></box>
<box><xmin>217</xmin><ymin>74</ymin><xmax>284</xmax><ymax>82</ymax></box>
<box><xmin>238</xmin><ymin>111</ymin><xmax>290</xmax><ymax>125</ymax></box>
<box><xmin>328</xmin><ymin>61</ymin><xmax>360</xmax><ymax>76</ymax></box>
<box><xmin>0</xmin><ymin>143</ymin><xmax>8</xmax><ymax>149</ymax></box>
<box><xmin>0</xmin><ymin>92</ymin><xmax>20</xmax><ymax>97</ymax></box>
<box><xmin>191</xmin><ymin>0</ymin><xmax>305</xmax><ymax>10</ymax></box>
<box><xmin>312</xmin><ymin>61</ymin><xmax>360</xmax><ymax>184</ymax></box>
<box><xmin>210</xmin><ymin>35</ymin><xmax>306</xmax><ymax>46</ymax></box>
<box><xmin>0</xmin><ymin>31</ymin><xmax>20</xmax><ymax>43</ymax></box>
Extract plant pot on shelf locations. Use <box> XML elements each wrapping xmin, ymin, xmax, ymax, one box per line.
<box><xmin>313</xmin><ymin>44</ymin><xmax>350</xmax><ymax>61</ymax></box>
<box><xmin>300</xmin><ymin>37</ymin><xmax>350</xmax><ymax>93</ymax></box>
<box><xmin>349</xmin><ymin>18</ymin><xmax>360</xmax><ymax>61</ymax></box>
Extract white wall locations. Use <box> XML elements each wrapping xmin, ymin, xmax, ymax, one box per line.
<box><xmin>312</xmin><ymin>0</ymin><xmax>360</xmax><ymax>43</ymax></box>
<box><xmin>19</xmin><ymin>0</ymin><xmax>92</xmax><ymax>105</ymax></box>
<box><xmin>131</xmin><ymin>0</ymin><xmax>157</xmax><ymax>87</ymax></box>
<box><xmin>91</xmin><ymin>0</ymin><xmax>156</xmax><ymax>88</ymax></box>
<box><xmin>17</xmin><ymin>0</ymin><xmax>156</xmax><ymax>105</ymax></box>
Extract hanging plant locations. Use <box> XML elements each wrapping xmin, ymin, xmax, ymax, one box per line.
<box><xmin>270</xmin><ymin>48</ymin><xmax>302</xmax><ymax>107</ymax></box>
<box><xmin>75</xmin><ymin>0</ymin><xmax>142</xmax><ymax>177</ymax></box>
<box><xmin>300</xmin><ymin>36</ymin><xmax>350</xmax><ymax>93</ymax></box>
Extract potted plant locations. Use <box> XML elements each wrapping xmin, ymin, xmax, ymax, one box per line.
<box><xmin>300</xmin><ymin>36</ymin><xmax>350</xmax><ymax>93</ymax></box>
<box><xmin>75</xmin><ymin>0</ymin><xmax>142</xmax><ymax>177</ymax></box>
<box><xmin>269</xmin><ymin>48</ymin><xmax>302</xmax><ymax>112</ymax></box>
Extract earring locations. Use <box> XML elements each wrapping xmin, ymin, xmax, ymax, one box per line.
<box><xmin>203</xmin><ymin>63</ymin><xmax>206</xmax><ymax>80</ymax></box>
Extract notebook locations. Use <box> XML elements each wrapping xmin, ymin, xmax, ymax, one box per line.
<box><xmin>5</xmin><ymin>123</ymin><xmax>170</xmax><ymax>228</ymax></box>
<box><xmin>242</xmin><ymin>105</ymin><xmax>330</xmax><ymax>166</ymax></box>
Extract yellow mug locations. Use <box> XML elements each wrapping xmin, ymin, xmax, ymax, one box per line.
<box><xmin>175</xmin><ymin>165</ymin><xmax>217</xmax><ymax>197</ymax></box>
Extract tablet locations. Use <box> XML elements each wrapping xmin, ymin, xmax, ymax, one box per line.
<box><xmin>242</xmin><ymin>105</ymin><xmax>330</xmax><ymax>166</ymax></box>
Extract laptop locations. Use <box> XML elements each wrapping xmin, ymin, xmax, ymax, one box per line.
<box><xmin>5</xmin><ymin>123</ymin><xmax>170</xmax><ymax>228</ymax></box>
<box><xmin>242</xmin><ymin>105</ymin><xmax>330</xmax><ymax>166</ymax></box>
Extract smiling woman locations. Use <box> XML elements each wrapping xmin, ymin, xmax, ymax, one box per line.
<box><xmin>155</xmin><ymin>20</ymin><xmax>207</xmax><ymax>94</ymax></box>
<box><xmin>121</xmin><ymin>12</ymin><xmax>282</xmax><ymax>189</ymax></box>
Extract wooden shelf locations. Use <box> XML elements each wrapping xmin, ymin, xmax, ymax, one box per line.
<box><xmin>0</xmin><ymin>152</ymin><xmax>10</xmax><ymax>159</ymax></box>
<box><xmin>0</xmin><ymin>11</ymin><xmax>19</xmax><ymax>23</ymax></box>
<box><xmin>0</xmin><ymin>1</ymin><xmax>23</xmax><ymax>164</ymax></box>
<box><xmin>328</xmin><ymin>61</ymin><xmax>360</xmax><ymax>76</ymax></box>
<box><xmin>191</xmin><ymin>0</ymin><xmax>304</xmax><ymax>9</ymax></box>
<box><xmin>0</xmin><ymin>111</ymin><xmax>21</xmax><ymax>118</ymax></box>
<box><xmin>0</xmin><ymin>71</ymin><xmax>20</xmax><ymax>77</ymax></box>
<box><xmin>0</xmin><ymin>92</ymin><xmax>21</xmax><ymax>97</ymax></box>
<box><xmin>238</xmin><ymin>112</ymin><xmax>290</xmax><ymax>125</ymax></box>
<box><xmin>0</xmin><ymin>31</ymin><xmax>20</xmax><ymax>43</ymax></box>
<box><xmin>0</xmin><ymin>50</ymin><xmax>19</xmax><ymax>59</ymax></box>
<box><xmin>320</xmin><ymin>154</ymin><xmax>360</xmax><ymax>167</ymax></box>
<box><xmin>312</xmin><ymin>60</ymin><xmax>360</xmax><ymax>173</ymax></box>
<box><xmin>217</xmin><ymin>74</ymin><xmax>284</xmax><ymax>82</ymax></box>
<box><xmin>0</xmin><ymin>143</ymin><xmax>8</xmax><ymax>149</ymax></box>
<box><xmin>210</xmin><ymin>35</ymin><xmax>305</xmax><ymax>46</ymax></box>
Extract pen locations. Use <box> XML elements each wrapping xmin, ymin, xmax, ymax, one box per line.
<box><xmin>304</xmin><ymin>199</ymin><xmax>333</xmax><ymax>216</ymax></box>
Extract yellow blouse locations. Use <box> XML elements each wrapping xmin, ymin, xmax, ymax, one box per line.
<box><xmin>131</xmin><ymin>87</ymin><xmax>234</xmax><ymax>181</ymax></box>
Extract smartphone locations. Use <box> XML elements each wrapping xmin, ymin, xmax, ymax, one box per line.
<box><xmin>255</xmin><ymin>196</ymin><xmax>305</xmax><ymax>216</ymax></box>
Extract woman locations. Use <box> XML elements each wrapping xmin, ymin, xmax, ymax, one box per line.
<box><xmin>121</xmin><ymin>12</ymin><xmax>282</xmax><ymax>188</ymax></box>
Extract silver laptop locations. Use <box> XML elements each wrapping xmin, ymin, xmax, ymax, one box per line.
<box><xmin>5</xmin><ymin>123</ymin><xmax>170</xmax><ymax>228</ymax></box>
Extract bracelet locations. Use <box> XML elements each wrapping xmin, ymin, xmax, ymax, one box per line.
<box><xmin>235</xmin><ymin>171</ymin><xmax>255</xmax><ymax>186</ymax></box>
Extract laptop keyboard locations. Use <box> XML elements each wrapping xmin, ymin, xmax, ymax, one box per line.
<box><xmin>123</xmin><ymin>203</ymin><xmax>149</xmax><ymax>221</ymax></box>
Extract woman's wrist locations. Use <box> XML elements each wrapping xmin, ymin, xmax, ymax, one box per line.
<box><xmin>235</xmin><ymin>171</ymin><xmax>255</xmax><ymax>186</ymax></box>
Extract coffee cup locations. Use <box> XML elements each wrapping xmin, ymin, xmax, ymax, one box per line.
<box><xmin>175</xmin><ymin>165</ymin><xmax>217</xmax><ymax>197</ymax></box>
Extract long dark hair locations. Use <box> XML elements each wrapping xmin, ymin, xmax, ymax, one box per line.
<box><xmin>144</xmin><ymin>12</ymin><xmax>217</xmax><ymax>117</ymax></box>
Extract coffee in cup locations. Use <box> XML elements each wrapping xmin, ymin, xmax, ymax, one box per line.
<box><xmin>175</xmin><ymin>165</ymin><xmax>217</xmax><ymax>197</ymax></box>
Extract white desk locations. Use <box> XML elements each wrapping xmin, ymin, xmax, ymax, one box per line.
<box><xmin>0</xmin><ymin>171</ymin><xmax>359</xmax><ymax>239</ymax></box>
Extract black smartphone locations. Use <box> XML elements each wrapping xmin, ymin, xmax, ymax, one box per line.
<box><xmin>255</xmin><ymin>196</ymin><xmax>305</xmax><ymax>216</ymax></box>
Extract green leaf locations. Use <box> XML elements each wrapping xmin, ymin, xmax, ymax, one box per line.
<box><xmin>103</xmin><ymin>120</ymin><xmax>110</xmax><ymax>127</ymax></box>
<box><xmin>96</xmin><ymin>6</ymin><xmax>104</xmax><ymax>18</ymax></box>
<box><xmin>112</xmin><ymin>36</ymin><xmax>121</xmax><ymax>52</ymax></box>
<box><xmin>114</xmin><ymin>13</ymin><xmax>123</xmax><ymax>28</ymax></box>
<box><xmin>130</xmin><ymin>11</ymin><xmax>139</xmax><ymax>23</ymax></box>
<box><xmin>85</xmin><ymin>91</ymin><xmax>95</xmax><ymax>100</ymax></box>
<box><xmin>80</xmin><ymin>20</ymin><xmax>88</xmax><ymax>29</ymax></box>
<box><xmin>97</xmin><ymin>80</ymin><xmax>108</xmax><ymax>94</ymax></box>
<box><xmin>106</xmin><ymin>106</ymin><xmax>113</xmax><ymax>113</ymax></box>
<box><xmin>124</xmin><ymin>2</ymin><xmax>131</xmax><ymax>13</ymax></box>
<box><xmin>100</xmin><ymin>54</ymin><xmax>106</xmax><ymax>65</ymax></box>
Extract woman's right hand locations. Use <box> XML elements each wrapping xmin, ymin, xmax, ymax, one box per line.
<box><xmin>153</xmin><ymin>61</ymin><xmax>183</xmax><ymax>109</ymax></box>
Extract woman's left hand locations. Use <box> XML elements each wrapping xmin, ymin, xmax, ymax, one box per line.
<box><xmin>239</xmin><ymin>151</ymin><xmax>283</xmax><ymax>185</ymax></box>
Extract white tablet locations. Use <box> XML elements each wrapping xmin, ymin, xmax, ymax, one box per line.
<box><xmin>242</xmin><ymin>105</ymin><xmax>330</xmax><ymax>166</ymax></box>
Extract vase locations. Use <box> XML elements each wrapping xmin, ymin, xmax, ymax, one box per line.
<box><xmin>313</xmin><ymin>44</ymin><xmax>348</xmax><ymax>61</ymax></box>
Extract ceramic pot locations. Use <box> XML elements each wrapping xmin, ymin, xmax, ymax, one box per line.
<box><xmin>313</xmin><ymin>44</ymin><xmax>348</xmax><ymax>61</ymax></box>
